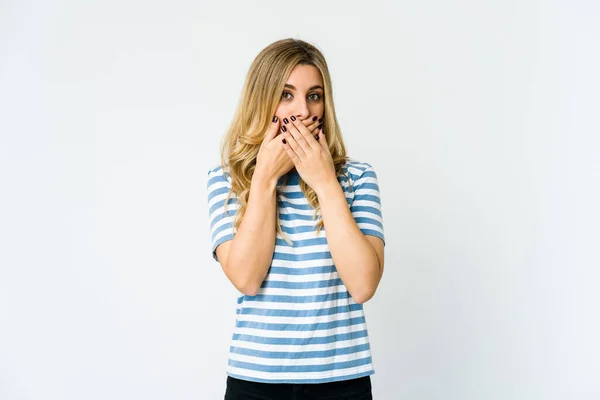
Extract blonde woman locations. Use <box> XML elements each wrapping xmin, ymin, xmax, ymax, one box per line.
<box><xmin>207</xmin><ymin>38</ymin><xmax>385</xmax><ymax>400</ymax></box>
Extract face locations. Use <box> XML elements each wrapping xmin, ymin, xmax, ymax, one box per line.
<box><xmin>275</xmin><ymin>64</ymin><xmax>324</xmax><ymax>124</ymax></box>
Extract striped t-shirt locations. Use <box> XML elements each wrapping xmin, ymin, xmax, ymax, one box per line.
<box><xmin>207</xmin><ymin>158</ymin><xmax>385</xmax><ymax>384</ymax></box>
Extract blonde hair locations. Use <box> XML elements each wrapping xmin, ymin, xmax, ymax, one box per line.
<box><xmin>220</xmin><ymin>38</ymin><xmax>349</xmax><ymax>245</ymax></box>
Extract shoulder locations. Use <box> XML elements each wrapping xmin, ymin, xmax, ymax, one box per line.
<box><xmin>342</xmin><ymin>157</ymin><xmax>377</xmax><ymax>181</ymax></box>
<box><xmin>207</xmin><ymin>164</ymin><xmax>235</xmax><ymax>201</ymax></box>
<box><xmin>207</xmin><ymin>163</ymin><xmax>228</xmax><ymax>178</ymax></box>
<box><xmin>207</xmin><ymin>164</ymin><xmax>232</xmax><ymax>185</ymax></box>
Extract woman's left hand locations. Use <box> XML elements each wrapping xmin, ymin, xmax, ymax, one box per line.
<box><xmin>280</xmin><ymin>116</ymin><xmax>337</xmax><ymax>195</ymax></box>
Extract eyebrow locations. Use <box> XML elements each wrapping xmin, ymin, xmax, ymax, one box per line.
<box><xmin>284</xmin><ymin>84</ymin><xmax>324</xmax><ymax>91</ymax></box>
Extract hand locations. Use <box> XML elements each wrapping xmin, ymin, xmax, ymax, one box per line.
<box><xmin>254</xmin><ymin>116</ymin><xmax>321</xmax><ymax>185</ymax></box>
<box><xmin>280</xmin><ymin>115</ymin><xmax>337</xmax><ymax>194</ymax></box>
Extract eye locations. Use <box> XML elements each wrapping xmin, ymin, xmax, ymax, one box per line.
<box><xmin>281</xmin><ymin>91</ymin><xmax>292</xmax><ymax>100</ymax></box>
<box><xmin>309</xmin><ymin>93</ymin><xmax>321</xmax><ymax>101</ymax></box>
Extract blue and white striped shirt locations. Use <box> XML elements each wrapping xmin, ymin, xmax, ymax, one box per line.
<box><xmin>207</xmin><ymin>159</ymin><xmax>385</xmax><ymax>384</ymax></box>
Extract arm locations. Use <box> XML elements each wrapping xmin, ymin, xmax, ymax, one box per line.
<box><xmin>211</xmin><ymin>115</ymin><xmax>310</xmax><ymax>295</ymax></box>
<box><xmin>220</xmin><ymin>174</ymin><xmax>278</xmax><ymax>295</ymax></box>
<box><xmin>277</xmin><ymin>119</ymin><xmax>386</xmax><ymax>304</ymax></box>
<box><xmin>214</xmin><ymin>175</ymin><xmax>278</xmax><ymax>296</ymax></box>
<box><xmin>316</xmin><ymin>182</ymin><xmax>385</xmax><ymax>304</ymax></box>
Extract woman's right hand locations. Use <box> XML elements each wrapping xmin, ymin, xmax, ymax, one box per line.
<box><xmin>254</xmin><ymin>116</ymin><xmax>321</xmax><ymax>185</ymax></box>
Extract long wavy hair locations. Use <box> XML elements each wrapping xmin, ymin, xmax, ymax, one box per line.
<box><xmin>220</xmin><ymin>38</ymin><xmax>349</xmax><ymax>245</ymax></box>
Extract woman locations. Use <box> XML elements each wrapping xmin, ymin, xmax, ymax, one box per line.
<box><xmin>207</xmin><ymin>38</ymin><xmax>385</xmax><ymax>400</ymax></box>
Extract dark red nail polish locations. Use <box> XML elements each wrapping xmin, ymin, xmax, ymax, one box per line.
<box><xmin>273</xmin><ymin>116</ymin><xmax>278</xmax><ymax>122</ymax></box>
<box><xmin>281</xmin><ymin>126</ymin><xmax>287</xmax><ymax>132</ymax></box>
<box><xmin>312</xmin><ymin>116</ymin><xmax>318</xmax><ymax>121</ymax></box>
<box><xmin>290</xmin><ymin>116</ymin><xmax>296</xmax><ymax>121</ymax></box>
<box><xmin>314</xmin><ymin>134</ymin><xmax>319</xmax><ymax>140</ymax></box>
<box><xmin>283</xmin><ymin>118</ymin><xmax>289</xmax><ymax>124</ymax></box>
<box><xmin>318</xmin><ymin>117</ymin><xmax>323</xmax><ymax>123</ymax></box>
<box><xmin>282</xmin><ymin>139</ymin><xmax>287</xmax><ymax>144</ymax></box>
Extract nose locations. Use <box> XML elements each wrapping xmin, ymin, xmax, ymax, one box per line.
<box><xmin>294</xmin><ymin>98</ymin><xmax>310</xmax><ymax>120</ymax></box>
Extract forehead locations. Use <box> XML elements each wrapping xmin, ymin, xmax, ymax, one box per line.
<box><xmin>285</xmin><ymin>64</ymin><xmax>323</xmax><ymax>88</ymax></box>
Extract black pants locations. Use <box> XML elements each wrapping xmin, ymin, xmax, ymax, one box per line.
<box><xmin>224</xmin><ymin>375</ymin><xmax>372</xmax><ymax>400</ymax></box>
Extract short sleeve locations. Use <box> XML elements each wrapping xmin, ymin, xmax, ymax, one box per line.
<box><xmin>349</xmin><ymin>163</ymin><xmax>385</xmax><ymax>246</ymax></box>
<box><xmin>207</xmin><ymin>166</ymin><xmax>238</xmax><ymax>262</ymax></box>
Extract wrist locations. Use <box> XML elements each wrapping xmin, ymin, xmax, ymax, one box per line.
<box><xmin>315</xmin><ymin>177</ymin><xmax>341</xmax><ymax>200</ymax></box>
<box><xmin>251</xmin><ymin>171</ymin><xmax>278</xmax><ymax>194</ymax></box>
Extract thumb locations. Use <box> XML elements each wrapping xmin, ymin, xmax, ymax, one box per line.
<box><xmin>263</xmin><ymin>116</ymin><xmax>281</xmax><ymax>144</ymax></box>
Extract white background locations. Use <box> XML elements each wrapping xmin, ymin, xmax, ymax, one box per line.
<box><xmin>1</xmin><ymin>0</ymin><xmax>599</xmax><ymax>399</ymax></box>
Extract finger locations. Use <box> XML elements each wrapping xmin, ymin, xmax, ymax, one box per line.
<box><xmin>282</xmin><ymin>138</ymin><xmax>301</xmax><ymax>166</ymax></box>
<box><xmin>306</xmin><ymin>116</ymin><xmax>322</xmax><ymax>134</ymax></box>
<box><xmin>282</xmin><ymin>130</ymin><xmax>306</xmax><ymax>159</ymax></box>
<box><xmin>299</xmin><ymin>116</ymin><xmax>322</xmax><ymax>145</ymax></box>
<box><xmin>306</xmin><ymin>116</ymin><xmax>322</xmax><ymax>139</ymax></box>
<box><xmin>279</xmin><ymin>123</ymin><xmax>293</xmax><ymax>141</ymax></box>
<box><xmin>281</xmin><ymin>115</ymin><xmax>310</xmax><ymax>156</ymax></box>
<box><xmin>301</xmin><ymin>117</ymin><xmax>323</xmax><ymax>147</ymax></box>
<box><xmin>301</xmin><ymin>116</ymin><xmax>315</xmax><ymax>127</ymax></box>
<box><xmin>317</xmin><ymin>128</ymin><xmax>327</xmax><ymax>148</ymax></box>
<box><xmin>286</xmin><ymin>115</ymin><xmax>319</xmax><ymax>134</ymax></box>
<box><xmin>288</xmin><ymin>116</ymin><xmax>315</xmax><ymax>152</ymax></box>
<box><xmin>262</xmin><ymin>116</ymin><xmax>281</xmax><ymax>145</ymax></box>
<box><xmin>301</xmin><ymin>115</ymin><xmax>320</xmax><ymax>130</ymax></box>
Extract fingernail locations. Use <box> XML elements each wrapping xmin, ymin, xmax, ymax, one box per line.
<box><xmin>281</xmin><ymin>126</ymin><xmax>287</xmax><ymax>132</ymax></box>
<box><xmin>283</xmin><ymin>118</ymin><xmax>289</xmax><ymax>124</ymax></box>
<box><xmin>318</xmin><ymin>117</ymin><xmax>323</xmax><ymax>123</ymax></box>
<box><xmin>312</xmin><ymin>116</ymin><xmax>318</xmax><ymax>121</ymax></box>
<box><xmin>314</xmin><ymin>134</ymin><xmax>319</xmax><ymax>140</ymax></box>
<box><xmin>318</xmin><ymin>123</ymin><xmax>322</xmax><ymax>130</ymax></box>
<box><xmin>290</xmin><ymin>116</ymin><xmax>296</xmax><ymax>121</ymax></box>
<box><xmin>282</xmin><ymin>138</ymin><xmax>287</xmax><ymax>144</ymax></box>
<box><xmin>273</xmin><ymin>116</ymin><xmax>278</xmax><ymax>122</ymax></box>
